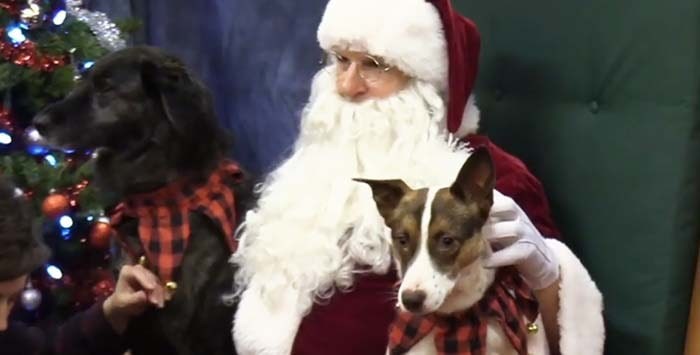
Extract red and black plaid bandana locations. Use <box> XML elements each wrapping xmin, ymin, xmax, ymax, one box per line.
<box><xmin>109</xmin><ymin>161</ymin><xmax>242</xmax><ymax>282</ymax></box>
<box><xmin>388</xmin><ymin>269</ymin><xmax>539</xmax><ymax>355</ymax></box>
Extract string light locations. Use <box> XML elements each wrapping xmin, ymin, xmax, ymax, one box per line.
<box><xmin>59</xmin><ymin>215</ymin><xmax>74</xmax><ymax>229</ymax></box>
<box><xmin>6</xmin><ymin>23</ymin><xmax>26</xmax><ymax>44</ymax></box>
<box><xmin>44</xmin><ymin>154</ymin><xmax>58</xmax><ymax>166</ymax></box>
<box><xmin>0</xmin><ymin>131</ymin><xmax>12</xmax><ymax>145</ymax></box>
<box><xmin>82</xmin><ymin>61</ymin><xmax>94</xmax><ymax>70</ymax></box>
<box><xmin>46</xmin><ymin>265</ymin><xmax>63</xmax><ymax>280</ymax></box>
<box><xmin>52</xmin><ymin>10</ymin><xmax>67</xmax><ymax>26</ymax></box>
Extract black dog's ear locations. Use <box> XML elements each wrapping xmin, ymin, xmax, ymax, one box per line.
<box><xmin>450</xmin><ymin>147</ymin><xmax>495</xmax><ymax>207</ymax></box>
<box><xmin>140</xmin><ymin>55</ymin><xmax>214</xmax><ymax>140</ymax></box>
<box><xmin>354</xmin><ymin>178</ymin><xmax>410</xmax><ymax>222</ymax></box>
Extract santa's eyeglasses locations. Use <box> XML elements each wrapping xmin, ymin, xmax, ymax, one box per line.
<box><xmin>320</xmin><ymin>51</ymin><xmax>394</xmax><ymax>83</ymax></box>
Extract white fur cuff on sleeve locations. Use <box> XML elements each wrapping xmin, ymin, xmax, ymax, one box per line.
<box><xmin>546</xmin><ymin>239</ymin><xmax>605</xmax><ymax>354</ymax></box>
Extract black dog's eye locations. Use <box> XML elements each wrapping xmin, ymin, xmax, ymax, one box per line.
<box><xmin>93</xmin><ymin>75</ymin><xmax>114</xmax><ymax>92</ymax></box>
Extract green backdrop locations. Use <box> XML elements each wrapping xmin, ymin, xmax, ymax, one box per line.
<box><xmin>455</xmin><ymin>0</ymin><xmax>700</xmax><ymax>354</ymax></box>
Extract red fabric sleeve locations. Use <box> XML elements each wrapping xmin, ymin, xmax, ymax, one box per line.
<box><xmin>292</xmin><ymin>271</ymin><xmax>398</xmax><ymax>355</ymax></box>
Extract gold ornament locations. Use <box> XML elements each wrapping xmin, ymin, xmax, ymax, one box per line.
<box><xmin>19</xmin><ymin>0</ymin><xmax>43</xmax><ymax>29</ymax></box>
<box><xmin>165</xmin><ymin>281</ymin><xmax>178</xmax><ymax>293</ymax></box>
<box><xmin>526</xmin><ymin>322</ymin><xmax>539</xmax><ymax>334</ymax></box>
<box><xmin>163</xmin><ymin>281</ymin><xmax>178</xmax><ymax>303</ymax></box>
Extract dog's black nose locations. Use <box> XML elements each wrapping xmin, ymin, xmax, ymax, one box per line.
<box><xmin>401</xmin><ymin>290</ymin><xmax>427</xmax><ymax>312</ymax></box>
<box><xmin>33</xmin><ymin>113</ymin><xmax>52</xmax><ymax>136</ymax></box>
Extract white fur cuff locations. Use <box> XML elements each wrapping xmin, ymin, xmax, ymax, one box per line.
<box><xmin>546</xmin><ymin>239</ymin><xmax>605</xmax><ymax>354</ymax></box>
<box><xmin>233</xmin><ymin>281</ymin><xmax>305</xmax><ymax>355</ymax></box>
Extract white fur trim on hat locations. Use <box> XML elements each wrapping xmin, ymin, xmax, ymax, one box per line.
<box><xmin>317</xmin><ymin>0</ymin><xmax>448</xmax><ymax>91</ymax></box>
<box><xmin>455</xmin><ymin>95</ymin><xmax>481</xmax><ymax>137</ymax></box>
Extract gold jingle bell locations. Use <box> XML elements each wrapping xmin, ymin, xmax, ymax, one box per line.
<box><xmin>526</xmin><ymin>322</ymin><xmax>539</xmax><ymax>334</ymax></box>
<box><xmin>165</xmin><ymin>281</ymin><xmax>178</xmax><ymax>293</ymax></box>
<box><xmin>138</xmin><ymin>255</ymin><xmax>147</xmax><ymax>266</ymax></box>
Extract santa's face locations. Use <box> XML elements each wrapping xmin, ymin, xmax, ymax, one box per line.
<box><xmin>233</xmin><ymin>65</ymin><xmax>471</xmax><ymax>310</ymax></box>
<box><xmin>328</xmin><ymin>49</ymin><xmax>411</xmax><ymax>102</ymax></box>
<box><xmin>298</xmin><ymin>67</ymin><xmax>447</xmax><ymax>172</ymax></box>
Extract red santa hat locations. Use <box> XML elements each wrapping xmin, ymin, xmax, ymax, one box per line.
<box><xmin>317</xmin><ymin>0</ymin><xmax>481</xmax><ymax>137</ymax></box>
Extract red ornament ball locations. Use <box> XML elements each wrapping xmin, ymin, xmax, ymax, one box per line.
<box><xmin>42</xmin><ymin>193</ymin><xmax>70</xmax><ymax>219</ymax></box>
<box><xmin>89</xmin><ymin>220</ymin><xmax>113</xmax><ymax>250</ymax></box>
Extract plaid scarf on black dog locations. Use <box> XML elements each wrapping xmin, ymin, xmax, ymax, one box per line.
<box><xmin>388</xmin><ymin>270</ymin><xmax>539</xmax><ymax>355</ymax></box>
<box><xmin>109</xmin><ymin>161</ymin><xmax>242</xmax><ymax>283</ymax></box>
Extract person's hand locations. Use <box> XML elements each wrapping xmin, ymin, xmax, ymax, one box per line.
<box><xmin>103</xmin><ymin>264</ymin><xmax>165</xmax><ymax>334</ymax></box>
<box><xmin>481</xmin><ymin>190</ymin><xmax>560</xmax><ymax>290</ymax></box>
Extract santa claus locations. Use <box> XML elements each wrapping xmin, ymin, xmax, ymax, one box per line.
<box><xmin>231</xmin><ymin>0</ymin><xmax>604</xmax><ymax>354</ymax></box>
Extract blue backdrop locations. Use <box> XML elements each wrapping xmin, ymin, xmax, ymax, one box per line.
<box><xmin>89</xmin><ymin>0</ymin><xmax>327</xmax><ymax>174</ymax></box>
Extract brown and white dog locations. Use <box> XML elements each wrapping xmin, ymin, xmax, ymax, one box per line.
<box><xmin>357</xmin><ymin>148</ymin><xmax>549</xmax><ymax>355</ymax></box>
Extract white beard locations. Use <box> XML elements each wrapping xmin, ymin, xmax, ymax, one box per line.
<box><xmin>232</xmin><ymin>69</ymin><xmax>472</xmax><ymax>315</ymax></box>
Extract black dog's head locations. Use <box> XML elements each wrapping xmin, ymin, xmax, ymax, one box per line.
<box><xmin>33</xmin><ymin>46</ymin><xmax>229</xmax><ymax>195</ymax></box>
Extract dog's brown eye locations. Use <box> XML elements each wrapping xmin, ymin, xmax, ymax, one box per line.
<box><xmin>437</xmin><ymin>234</ymin><xmax>457</xmax><ymax>251</ymax></box>
<box><xmin>393</xmin><ymin>233</ymin><xmax>410</xmax><ymax>247</ymax></box>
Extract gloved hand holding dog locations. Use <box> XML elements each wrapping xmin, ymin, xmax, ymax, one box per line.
<box><xmin>481</xmin><ymin>190</ymin><xmax>560</xmax><ymax>290</ymax></box>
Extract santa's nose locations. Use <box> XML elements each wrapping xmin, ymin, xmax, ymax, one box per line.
<box><xmin>337</xmin><ymin>64</ymin><xmax>368</xmax><ymax>101</ymax></box>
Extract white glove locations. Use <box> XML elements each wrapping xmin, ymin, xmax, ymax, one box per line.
<box><xmin>482</xmin><ymin>190</ymin><xmax>560</xmax><ymax>290</ymax></box>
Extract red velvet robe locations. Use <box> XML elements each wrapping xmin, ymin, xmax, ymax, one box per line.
<box><xmin>291</xmin><ymin>135</ymin><xmax>560</xmax><ymax>354</ymax></box>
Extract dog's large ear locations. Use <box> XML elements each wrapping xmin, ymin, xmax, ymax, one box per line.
<box><xmin>354</xmin><ymin>178</ymin><xmax>410</xmax><ymax>222</ymax></box>
<box><xmin>450</xmin><ymin>147</ymin><xmax>495</xmax><ymax>207</ymax></box>
<box><xmin>141</xmin><ymin>55</ymin><xmax>214</xmax><ymax>140</ymax></box>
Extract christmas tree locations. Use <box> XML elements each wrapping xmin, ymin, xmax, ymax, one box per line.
<box><xmin>0</xmin><ymin>0</ymin><xmax>137</xmax><ymax>328</ymax></box>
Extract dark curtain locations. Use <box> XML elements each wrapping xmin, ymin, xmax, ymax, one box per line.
<box><xmin>89</xmin><ymin>0</ymin><xmax>327</xmax><ymax>174</ymax></box>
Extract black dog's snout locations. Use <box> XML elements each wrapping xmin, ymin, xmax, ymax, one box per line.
<box><xmin>401</xmin><ymin>290</ymin><xmax>427</xmax><ymax>313</ymax></box>
<box><xmin>32</xmin><ymin>112</ymin><xmax>52</xmax><ymax>135</ymax></box>
<box><xmin>33</xmin><ymin>115</ymin><xmax>49</xmax><ymax>134</ymax></box>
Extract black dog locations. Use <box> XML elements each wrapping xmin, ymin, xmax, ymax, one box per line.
<box><xmin>34</xmin><ymin>46</ymin><xmax>252</xmax><ymax>355</ymax></box>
